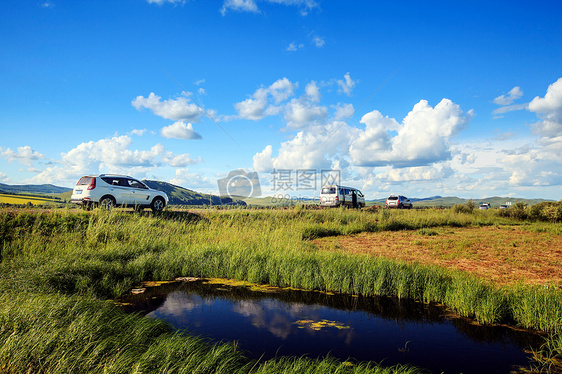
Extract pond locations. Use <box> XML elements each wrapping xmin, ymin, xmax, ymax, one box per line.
<box><xmin>119</xmin><ymin>278</ymin><xmax>544</xmax><ymax>374</ymax></box>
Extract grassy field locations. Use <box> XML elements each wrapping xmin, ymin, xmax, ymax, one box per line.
<box><xmin>0</xmin><ymin>206</ymin><xmax>561</xmax><ymax>373</ymax></box>
<box><xmin>0</xmin><ymin>193</ymin><xmax>61</xmax><ymax>205</ymax></box>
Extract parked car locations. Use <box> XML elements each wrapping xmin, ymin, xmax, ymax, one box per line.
<box><xmin>385</xmin><ymin>195</ymin><xmax>412</xmax><ymax>209</ymax></box>
<box><xmin>479</xmin><ymin>203</ymin><xmax>491</xmax><ymax>210</ymax></box>
<box><xmin>70</xmin><ymin>174</ymin><xmax>169</xmax><ymax>212</ymax></box>
<box><xmin>320</xmin><ymin>185</ymin><xmax>365</xmax><ymax>208</ymax></box>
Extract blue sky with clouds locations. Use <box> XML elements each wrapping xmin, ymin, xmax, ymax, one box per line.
<box><xmin>1</xmin><ymin>0</ymin><xmax>561</xmax><ymax>200</ymax></box>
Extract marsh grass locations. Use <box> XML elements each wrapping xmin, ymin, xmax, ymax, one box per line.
<box><xmin>0</xmin><ymin>207</ymin><xmax>561</xmax><ymax>373</ymax></box>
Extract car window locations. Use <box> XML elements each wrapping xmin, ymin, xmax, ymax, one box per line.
<box><xmin>77</xmin><ymin>177</ymin><xmax>93</xmax><ymax>185</ymax></box>
<box><xmin>101</xmin><ymin>177</ymin><xmax>127</xmax><ymax>186</ymax></box>
<box><xmin>321</xmin><ymin>187</ymin><xmax>336</xmax><ymax>194</ymax></box>
<box><xmin>388</xmin><ymin>196</ymin><xmax>398</xmax><ymax>200</ymax></box>
<box><xmin>128</xmin><ymin>179</ymin><xmax>146</xmax><ymax>189</ymax></box>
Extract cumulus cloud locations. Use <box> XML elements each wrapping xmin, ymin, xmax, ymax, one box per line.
<box><xmin>170</xmin><ymin>168</ymin><xmax>213</xmax><ymax>189</ymax></box>
<box><xmin>284</xmin><ymin>99</ymin><xmax>328</xmax><ymax>129</ymax></box>
<box><xmin>132</xmin><ymin>92</ymin><xmax>204</xmax><ymax>122</ymax></box>
<box><xmin>28</xmin><ymin>135</ymin><xmax>201</xmax><ymax>185</ymax></box>
<box><xmin>0</xmin><ymin>146</ymin><xmax>44</xmax><ymax>167</ymax></box>
<box><xmin>160</xmin><ymin>121</ymin><xmax>202</xmax><ymax>140</ymax></box>
<box><xmin>305</xmin><ymin>81</ymin><xmax>320</xmax><ymax>102</ymax></box>
<box><xmin>350</xmin><ymin>99</ymin><xmax>473</xmax><ymax>167</ymax></box>
<box><xmin>493</xmin><ymin>86</ymin><xmax>523</xmax><ymax>106</ymax></box>
<box><xmin>501</xmin><ymin>149</ymin><xmax>562</xmax><ymax>187</ymax></box>
<box><xmin>234</xmin><ymin>78</ymin><xmax>297</xmax><ymax>120</ymax></box>
<box><xmin>253</xmin><ymin>122</ymin><xmax>356</xmax><ymax>172</ymax></box>
<box><xmin>367</xmin><ymin>164</ymin><xmax>455</xmax><ymax>184</ymax></box>
<box><xmin>528</xmin><ymin>77</ymin><xmax>562</xmax><ymax>141</ymax></box>
<box><xmin>337</xmin><ymin>73</ymin><xmax>357</xmax><ymax>96</ymax></box>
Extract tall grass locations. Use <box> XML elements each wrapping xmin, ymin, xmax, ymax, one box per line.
<box><xmin>1</xmin><ymin>207</ymin><xmax>561</xmax><ymax>372</ymax></box>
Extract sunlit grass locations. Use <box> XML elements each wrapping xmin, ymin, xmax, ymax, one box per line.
<box><xmin>0</xmin><ymin>207</ymin><xmax>561</xmax><ymax>372</ymax></box>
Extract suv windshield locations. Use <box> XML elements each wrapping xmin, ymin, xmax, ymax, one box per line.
<box><xmin>321</xmin><ymin>187</ymin><xmax>336</xmax><ymax>194</ymax></box>
<box><xmin>387</xmin><ymin>196</ymin><xmax>398</xmax><ymax>200</ymax></box>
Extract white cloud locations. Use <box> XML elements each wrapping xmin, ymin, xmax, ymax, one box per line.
<box><xmin>311</xmin><ymin>35</ymin><xmax>325</xmax><ymax>47</ymax></box>
<box><xmin>350</xmin><ymin>99</ymin><xmax>473</xmax><ymax>167</ymax></box>
<box><xmin>332</xmin><ymin>103</ymin><xmax>354</xmax><ymax>121</ymax></box>
<box><xmin>252</xmin><ymin>144</ymin><xmax>274</xmax><ymax>172</ymax></box>
<box><xmin>221</xmin><ymin>0</ymin><xmax>259</xmax><ymax>15</ymax></box>
<box><xmin>41</xmin><ymin>2</ymin><xmax>55</xmax><ymax>8</ymax></box>
<box><xmin>160</xmin><ymin>121</ymin><xmax>202</xmax><ymax>140</ymax></box>
<box><xmin>493</xmin><ymin>86</ymin><xmax>523</xmax><ymax>106</ymax></box>
<box><xmin>373</xmin><ymin>164</ymin><xmax>454</xmax><ymax>183</ymax></box>
<box><xmin>284</xmin><ymin>99</ymin><xmax>328</xmax><ymax>129</ymax></box>
<box><xmin>286</xmin><ymin>42</ymin><xmax>304</xmax><ymax>52</ymax></box>
<box><xmin>132</xmin><ymin>92</ymin><xmax>204</xmax><ymax>122</ymax></box>
<box><xmin>130</xmin><ymin>129</ymin><xmax>146</xmax><ymax>136</ymax></box>
<box><xmin>492</xmin><ymin>103</ymin><xmax>527</xmax><ymax>116</ymax></box>
<box><xmin>170</xmin><ymin>168</ymin><xmax>213</xmax><ymax>189</ymax></box>
<box><xmin>147</xmin><ymin>0</ymin><xmax>187</xmax><ymax>5</ymax></box>
<box><xmin>0</xmin><ymin>172</ymin><xmax>9</xmax><ymax>183</ymax></box>
<box><xmin>162</xmin><ymin>153</ymin><xmax>201</xmax><ymax>167</ymax></box>
<box><xmin>221</xmin><ymin>0</ymin><xmax>318</xmax><ymax>15</ymax></box>
<box><xmin>337</xmin><ymin>73</ymin><xmax>357</xmax><ymax>96</ymax></box>
<box><xmin>305</xmin><ymin>81</ymin><xmax>320</xmax><ymax>102</ymax></box>
<box><xmin>253</xmin><ymin>122</ymin><xmax>355</xmax><ymax>172</ymax></box>
<box><xmin>234</xmin><ymin>78</ymin><xmax>297</xmax><ymax>120</ymax></box>
<box><xmin>234</xmin><ymin>88</ymin><xmax>269</xmax><ymax>120</ymax></box>
<box><xmin>501</xmin><ymin>149</ymin><xmax>562</xmax><ymax>187</ymax></box>
<box><xmin>528</xmin><ymin>77</ymin><xmax>562</xmax><ymax>140</ymax></box>
<box><xmin>0</xmin><ymin>146</ymin><xmax>44</xmax><ymax>167</ymax></box>
<box><xmin>27</xmin><ymin>135</ymin><xmax>201</xmax><ymax>185</ymax></box>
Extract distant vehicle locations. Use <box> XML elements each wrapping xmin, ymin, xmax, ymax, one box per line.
<box><xmin>499</xmin><ymin>205</ymin><xmax>509</xmax><ymax>209</ymax></box>
<box><xmin>320</xmin><ymin>185</ymin><xmax>365</xmax><ymax>208</ymax></box>
<box><xmin>479</xmin><ymin>203</ymin><xmax>491</xmax><ymax>210</ymax></box>
<box><xmin>70</xmin><ymin>174</ymin><xmax>169</xmax><ymax>212</ymax></box>
<box><xmin>385</xmin><ymin>195</ymin><xmax>412</xmax><ymax>209</ymax></box>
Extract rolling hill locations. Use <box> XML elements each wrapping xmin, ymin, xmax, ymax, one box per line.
<box><xmin>0</xmin><ymin>181</ymin><xmax>553</xmax><ymax>208</ymax></box>
<box><xmin>141</xmin><ymin>180</ymin><xmax>246</xmax><ymax>206</ymax></box>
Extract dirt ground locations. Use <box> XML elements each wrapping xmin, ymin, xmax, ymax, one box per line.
<box><xmin>314</xmin><ymin>226</ymin><xmax>562</xmax><ymax>287</ymax></box>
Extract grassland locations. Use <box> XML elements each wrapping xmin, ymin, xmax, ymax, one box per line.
<box><xmin>0</xmin><ymin>206</ymin><xmax>561</xmax><ymax>373</ymax></box>
<box><xmin>0</xmin><ymin>192</ymin><xmax>61</xmax><ymax>205</ymax></box>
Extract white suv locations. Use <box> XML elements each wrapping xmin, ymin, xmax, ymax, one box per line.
<box><xmin>70</xmin><ymin>174</ymin><xmax>169</xmax><ymax>212</ymax></box>
<box><xmin>385</xmin><ymin>195</ymin><xmax>413</xmax><ymax>209</ymax></box>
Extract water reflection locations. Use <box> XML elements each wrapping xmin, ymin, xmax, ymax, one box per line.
<box><xmin>120</xmin><ymin>279</ymin><xmax>544</xmax><ymax>374</ymax></box>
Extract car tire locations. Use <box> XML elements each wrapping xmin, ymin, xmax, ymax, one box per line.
<box><xmin>99</xmin><ymin>195</ymin><xmax>116</xmax><ymax>210</ymax></box>
<box><xmin>151</xmin><ymin>197</ymin><xmax>165</xmax><ymax>212</ymax></box>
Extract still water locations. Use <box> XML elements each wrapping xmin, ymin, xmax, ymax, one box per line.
<box><xmin>120</xmin><ymin>278</ymin><xmax>544</xmax><ymax>374</ymax></box>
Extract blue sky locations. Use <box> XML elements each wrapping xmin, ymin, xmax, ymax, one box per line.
<box><xmin>1</xmin><ymin>0</ymin><xmax>561</xmax><ymax>200</ymax></box>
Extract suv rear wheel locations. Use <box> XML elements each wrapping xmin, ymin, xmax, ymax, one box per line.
<box><xmin>99</xmin><ymin>195</ymin><xmax>116</xmax><ymax>210</ymax></box>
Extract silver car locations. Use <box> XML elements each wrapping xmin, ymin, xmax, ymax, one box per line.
<box><xmin>70</xmin><ymin>174</ymin><xmax>169</xmax><ymax>212</ymax></box>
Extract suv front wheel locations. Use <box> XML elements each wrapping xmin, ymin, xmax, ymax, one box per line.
<box><xmin>151</xmin><ymin>197</ymin><xmax>165</xmax><ymax>212</ymax></box>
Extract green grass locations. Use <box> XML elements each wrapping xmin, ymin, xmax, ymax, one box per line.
<box><xmin>0</xmin><ymin>207</ymin><xmax>561</xmax><ymax>373</ymax></box>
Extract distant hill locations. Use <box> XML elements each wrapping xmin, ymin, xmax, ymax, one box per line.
<box><xmin>0</xmin><ymin>181</ymin><xmax>553</xmax><ymax>208</ymax></box>
<box><xmin>142</xmin><ymin>180</ymin><xmax>246</xmax><ymax>206</ymax></box>
<box><xmin>0</xmin><ymin>183</ymin><xmax>71</xmax><ymax>195</ymax></box>
<box><xmin>368</xmin><ymin>196</ymin><xmax>552</xmax><ymax>208</ymax></box>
